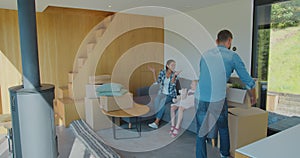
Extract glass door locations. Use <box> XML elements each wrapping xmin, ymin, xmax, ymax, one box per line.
<box><xmin>253</xmin><ymin>0</ymin><xmax>300</xmax><ymax>116</ymax></box>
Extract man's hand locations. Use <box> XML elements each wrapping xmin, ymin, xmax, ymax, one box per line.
<box><xmin>250</xmin><ymin>95</ymin><xmax>257</xmax><ymax>105</ymax></box>
<box><xmin>248</xmin><ymin>88</ymin><xmax>257</xmax><ymax>105</ymax></box>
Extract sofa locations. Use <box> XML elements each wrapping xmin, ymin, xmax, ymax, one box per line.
<box><xmin>122</xmin><ymin>77</ymin><xmax>198</xmax><ymax>134</ymax></box>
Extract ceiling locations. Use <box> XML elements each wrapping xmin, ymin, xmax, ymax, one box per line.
<box><xmin>0</xmin><ymin>0</ymin><xmax>235</xmax><ymax>14</ymax></box>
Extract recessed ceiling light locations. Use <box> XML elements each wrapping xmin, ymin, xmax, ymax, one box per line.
<box><xmin>108</xmin><ymin>5</ymin><xmax>112</xmax><ymax>8</ymax></box>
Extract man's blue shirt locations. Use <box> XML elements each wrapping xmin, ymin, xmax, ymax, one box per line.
<box><xmin>195</xmin><ymin>45</ymin><xmax>255</xmax><ymax>102</ymax></box>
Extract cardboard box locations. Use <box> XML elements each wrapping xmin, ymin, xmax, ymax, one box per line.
<box><xmin>85</xmin><ymin>98</ymin><xmax>112</xmax><ymax>130</ymax></box>
<box><xmin>57</xmin><ymin>86</ymin><xmax>68</xmax><ymax>99</ymax></box>
<box><xmin>227</xmin><ymin>87</ymin><xmax>251</xmax><ymax>108</ymax></box>
<box><xmin>235</xmin><ymin>151</ymin><xmax>250</xmax><ymax>158</ymax></box>
<box><xmin>228</xmin><ymin>107</ymin><xmax>268</xmax><ymax>157</ymax></box>
<box><xmin>100</xmin><ymin>92</ymin><xmax>133</xmax><ymax>112</ymax></box>
<box><xmin>68</xmin><ymin>71</ymin><xmax>77</xmax><ymax>83</ymax></box>
<box><xmin>89</xmin><ymin>75</ymin><xmax>111</xmax><ymax>85</ymax></box>
<box><xmin>77</xmin><ymin>57</ymin><xmax>86</xmax><ymax>69</ymax></box>
<box><xmin>86</xmin><ymin>84</ymin><xmax>102</xmax><ymax>99</ymax></box>
<box><xmin>68</xmin><ymin>82</ymin><xmax>74</xmax><ymax>99</ymax></box>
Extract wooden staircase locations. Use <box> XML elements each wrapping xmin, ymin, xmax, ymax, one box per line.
<box><xmin>53</xmin><ymin>13</ymin><xmax>164</xmax><ymax>127</ymax></box>
<box><xmin>54</xmin><ymin>14</ymin><xmax>115</xmax><ymax>127</ymax></box>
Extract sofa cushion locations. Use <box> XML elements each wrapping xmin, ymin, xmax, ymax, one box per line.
<box><xmin>123</xmin><ymin>78</ymin><xmax>198</xmax><ymax>134</ymax></box>
<box><xmin>136</xmin><ymin>86</ymin><xmax>150</xmax><ymax>97</ymax></box>
<box><xmin>134</xmin><ymin>95</ymin><xmax>151</xmax><ymax>105</ymax></box>
<box><xmin>177</xmin><ymin>78</ymin><xmax>192</xmax><ymax>90</ymax></box>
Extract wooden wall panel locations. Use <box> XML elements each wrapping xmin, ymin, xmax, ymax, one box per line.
<box><xmin>36</xmin><ymin>7</ymin><xmax>114</xmax><ymax>88</ymax></box>
<box><xmin>0</xmin><ymin>7</ymin><xmax>164</xmax><ymax>114</ymax></box>
<box><xmin>0</xmin><ymin>9</ymin><xmax>22</xmax><ymax>114</ymax></box>
<box><xmin>0</xmin><ymin>7</ymin><xmax>113</xmax><ymax>114</ymax></box>
<box><xmin>0</xmin><ymin>9</ymin><xmax>21</xmax><ymax>71</ymax></box>
<box><xmin>129</xmin><ymin>63</ymin><xmax>163</xmax><ymax>96</ymax></box>
<box><xmin>0</xmin><ymin>86</ymin><xmax>2</xmax><ymax>114</ymax></box>
<box><xmin>71</xmin><ymin>13</ymin><xmax>164</xmax><ymax>118</ymax></box>
<box><xmin>96</xmin><ymin>28</ymin><xmax>164</xmax><ymax>94</ymax></box>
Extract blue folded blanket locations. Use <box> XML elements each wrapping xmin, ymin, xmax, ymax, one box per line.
<box><xmin>96</xmin><ymin>83</ymin><xmax>124</xmax><ymax>92</ymax></box>
<box><xmin>97</xmin><ymin>88</ymin><xmax>128</xmax><ymax>96</ymax></box>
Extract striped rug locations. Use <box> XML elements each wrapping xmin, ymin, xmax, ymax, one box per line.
<box><xmin>0</xmin><ymin>131</ymin><xmax>90</xmax><ymax>158</ymax></box>
<box><xmin>70</xmin><ymin>120</ymin><xmax>120</xmax><ymax>158</ymax></box>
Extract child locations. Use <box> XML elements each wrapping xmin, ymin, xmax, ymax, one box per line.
<box><xmin>169</xmin><ymin>80</ymin><xmax>197</xmax><ymax>138</ymax></box>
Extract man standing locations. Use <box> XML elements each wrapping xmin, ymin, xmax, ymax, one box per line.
<box><xmin>195</xmin><ymin>30</ymin><xmax>256</xmax><ymax>158</ymax></box>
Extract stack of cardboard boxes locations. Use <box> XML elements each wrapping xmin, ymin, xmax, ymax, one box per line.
<box><xmin>226</xmin><ymin>86</ymin><xmax>268</xmax><ymax>157</ymax></box>
<box><xmin>84</xmin><ymin>75</ymin><xmax>112</xmax><ymax>131</ymax></box>
<box><xmin>100</xmin><ymin>92</ymin><xmax>133</xmax><ymax>112</ymax></box>
<box><xmin>85</xmin><ymin>75</ymin><xmax>134</xmax><ymax>131</ymax></box>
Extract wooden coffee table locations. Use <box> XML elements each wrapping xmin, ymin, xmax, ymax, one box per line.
<box><xmin>102</xmin><ymin>103</ymin><xmax>149</xmax><ymax>139</ymax></box>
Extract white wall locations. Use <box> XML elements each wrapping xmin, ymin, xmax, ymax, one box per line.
<box><xmin>164</xmin><ymin>0</ymin><xmax>254</xmax><ymax>80</ymax></box>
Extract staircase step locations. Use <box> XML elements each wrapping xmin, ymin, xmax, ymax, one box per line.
<box><xmin>102</xmin><ymin>15</ymin><xmax>113</xmax><ymax>28</ymax></box>
<box><xmin>68</xmin><ymin>82</ymin><xmax>74</xmax><ymax>99</ymax></box>
<box><xmin>107</xmin><ymin>15</ymin><xmax>114</xmax><ymax>22</ymax></box>
<box><xmin>53</xmin><ymin>99</ymin><xmax>62</xmax><ymax>126</ymax></box>
<box><xmin>54</xmin><ymin>113</ymin><xmax>63</xmax><ymax>126</ymax></box>
<box><xmin>88</xmin><ymin>75</ymin><xmax>111</xmax><ymax>84</ymax></box>
<box><xmin>68</xmin><ymin>71</ymin><xmax>77</xmax><ymax>83</ymax></box>
<box><xmin>57</xmin><ymin>98</ymin><xmax>80</xmax><ymax>127</ymax></box>
<box><xmin>77</xmin><ymin>57</ymin><xmax>87</xmax><ymax>69</ymax></box>
<box><xmin>95</xmin><ymin>28</ymin><xmax>106</xmax><ymax>42</ymax></box>
<box><xmin>91</xmin><ymin>15</ymin><xmax>114</xmax><ymax>43</ymax></box>
<box><xmin>53</xmin><ymin>99</ymin><xmax>58</xmax><ymax>114</ymax></box>
<box><xmin>57</xmin><ymin>86</ymin><xmax>69</xmax><ymax>99</ymax></box>
<box><xmin>86</xmin><ymin>42</ymin><xmax>96</xmax><ymax>54</ymax></box>
<box><xmin>54</xmin><ymin>98</ymin><xmax>63</xmax><ymax>120</ymax></box>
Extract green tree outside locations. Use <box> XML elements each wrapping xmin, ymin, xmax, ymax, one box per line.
<box><xmin>257</xmin><ymin>0</ymin><xmax>300</xmax><ymax>94</ymax></box>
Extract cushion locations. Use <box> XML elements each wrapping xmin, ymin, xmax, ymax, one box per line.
<box><xmin>178</xmin><ymin>78</ymin><xmax>192</xmax><ymax>89</ymax></box>
<box><xmin>136</xmin><ymin>86</ymin><xmax>150</xmax><ymax>96</ymax></box>
<box><xmin>96</xmin><ymin>83</ymin><xmax>124</xmax><ymax>92</ymax></box>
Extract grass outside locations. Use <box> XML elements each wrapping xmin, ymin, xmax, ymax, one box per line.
<box><xmin>268</xmin><ymin>26</ymin><xmax>300</xmax><ymax>94</ymax></box>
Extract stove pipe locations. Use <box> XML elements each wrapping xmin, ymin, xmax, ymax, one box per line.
<box><xmin>9</xmin><ymin>0</ymin><xmax>57</xmax><ymax>157</ymax></box>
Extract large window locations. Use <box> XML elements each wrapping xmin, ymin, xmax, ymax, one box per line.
<box><xmin>253</xmin><ymin>0</ymin><xmax>300</xmax><ymax>116</ymax></box>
